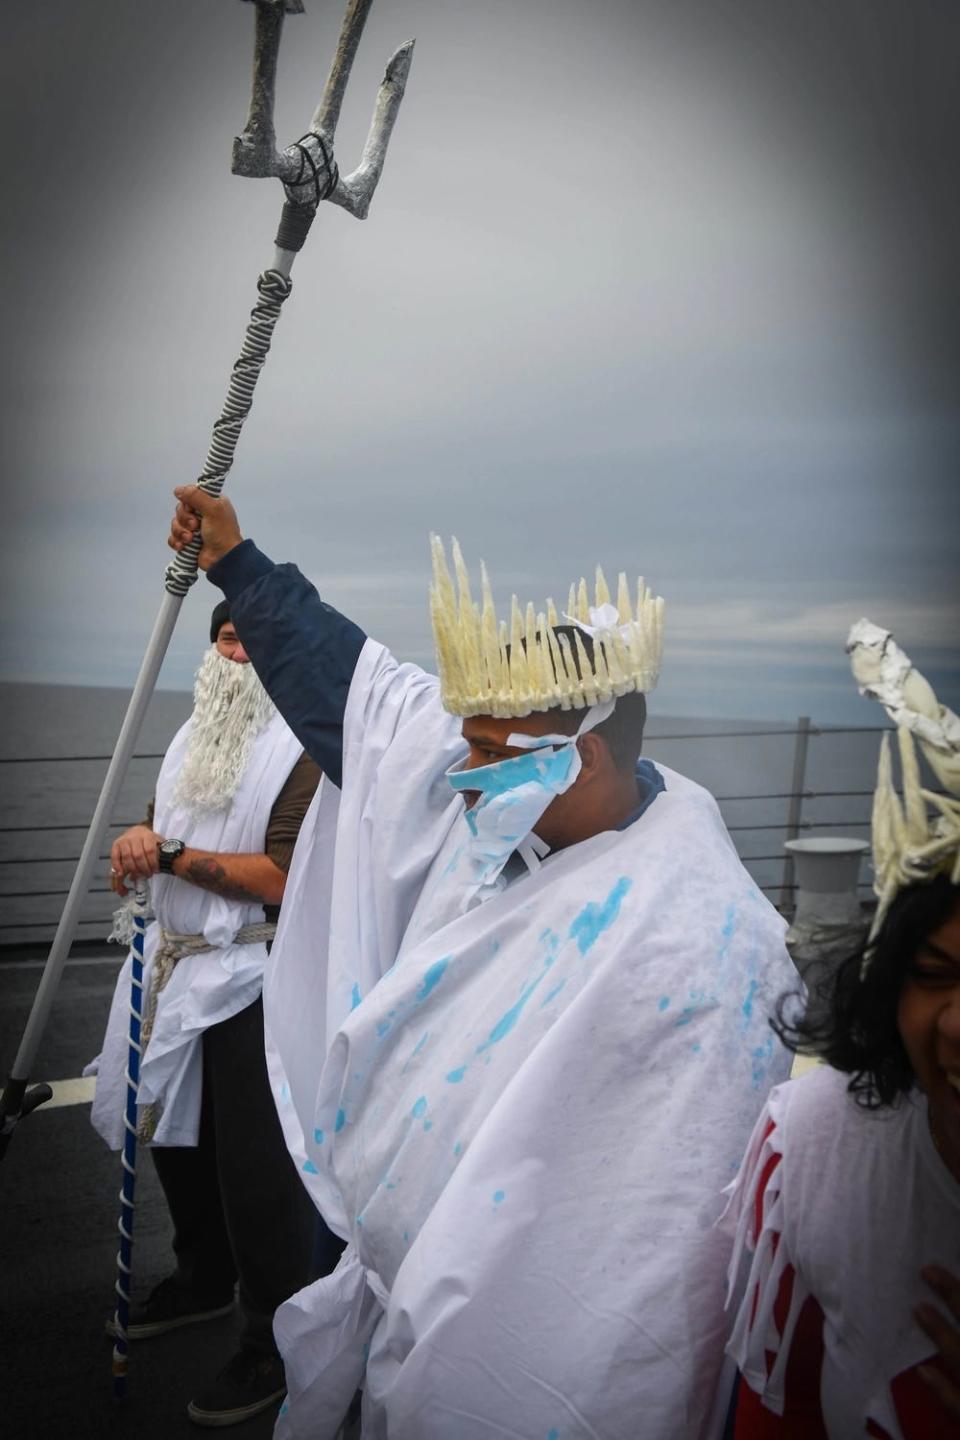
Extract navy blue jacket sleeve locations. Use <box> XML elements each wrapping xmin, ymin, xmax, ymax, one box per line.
<box><xmin>207</xmin><ymin>540</ymin><xmax>366</xmax><ymax>788</ymax></box>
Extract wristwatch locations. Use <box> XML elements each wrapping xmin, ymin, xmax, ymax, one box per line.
<box><xmin>157</xmin><ymin>838</ymin><xmax>186</xmax><ymax>875</ymax></box>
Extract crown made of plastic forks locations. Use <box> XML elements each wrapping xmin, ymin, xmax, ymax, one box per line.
<box><xmin>848</xmin><ymin>619</ymin><xmax>960</xmax><ymax>932</ymax></box>
<box><xmin>429</xmin><ymin>536</ymin><xmax>665</xmax><ymax>718</ymax></box>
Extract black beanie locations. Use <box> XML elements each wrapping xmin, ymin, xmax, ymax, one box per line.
<box><xmin>210</xmin><ymin>600</ymin><xmax>232</xmax><ymax>643</ymax></box>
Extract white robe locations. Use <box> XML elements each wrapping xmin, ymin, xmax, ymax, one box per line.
<box><xmin>723</xmin><ymin>1066</ymin><xmax>960</xmax><ymax>1440</ymax></box>
<box><xmin>90</xmin><ymin>708</ymin><xmax>302</xmax><ymax>1149</ymax></box>
<box><xmin>264</xmin><ymin>640</ymin><xmax>796</xmax><ymax>1439</ymax></box>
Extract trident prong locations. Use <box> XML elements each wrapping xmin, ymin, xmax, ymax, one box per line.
<box><xmin>233</xmin><ymin>0</ymin><xmax>414</xmax><ymax>223</ymax></box>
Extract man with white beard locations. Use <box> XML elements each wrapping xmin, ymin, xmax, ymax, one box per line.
<box><xmin>89</xmin><ymin>602</ymin><xmax>339</xmax><ymax>1429</ymax></box>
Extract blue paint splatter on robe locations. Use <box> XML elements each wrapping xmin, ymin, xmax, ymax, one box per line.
<box><xmin>568</xmin><ymin>877</ymin><xmax>632</xmax><ymax>955</ymax></box>
<box><xmin>417</xmin><ymin>958</ymin><xmax>450</xmax><ymax>1002</ymax></box>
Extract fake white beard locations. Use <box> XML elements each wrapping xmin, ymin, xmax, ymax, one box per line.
<box><xmin>171</xmin><ymin>648</ymin><xmax>277</xmax><ymax>817</ymax></box>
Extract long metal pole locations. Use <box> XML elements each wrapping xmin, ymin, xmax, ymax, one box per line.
<box><xmin>0</xmin><ymin>257</ymin><xmax>297</xmax><ymax>1159</ymax></box>
<box><xmin>0</xmin><ymin>0</ymin><xmax>414</xmax><ymax>1161</ymax></box>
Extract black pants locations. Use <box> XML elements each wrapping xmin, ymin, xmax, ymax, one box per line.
<box><xmin>150</xmin><ymin>995</ymin><xmax>344</xmax><ymax>1355</ymax></box>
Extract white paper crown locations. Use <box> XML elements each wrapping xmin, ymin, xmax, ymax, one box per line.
<box><xmin>430</xmin><ymin>536</ymin><xmax>665</xmax><ymax>718</ymax></box>
<box><xmin>847</xmin><ymin>618</ymin><xmax>960</xmax><ymax>932</ymax></box>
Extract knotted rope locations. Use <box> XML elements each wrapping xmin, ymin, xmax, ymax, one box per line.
<box><xmin>164</xmin><ymin>268</ymin><xmax>295</xmax><ymax>598</ymax></box>
<box><xmin>869</xmin><ymin>726</ymin><xmax>960</xmax><ymax>941</ymax></box>
<box><xmin>136</xmin><ymin>921</ymin><xmax>277</xmax><ymax>1140</ymax></box>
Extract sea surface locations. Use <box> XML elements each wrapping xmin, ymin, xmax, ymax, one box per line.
<box><xmin>0</xmin><ymin>681</ymin><xmax>887</xmax><ymax>948</ymax></box>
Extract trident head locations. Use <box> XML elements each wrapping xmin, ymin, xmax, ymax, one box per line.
<box><xmin>234</xmin><ymin>0</ymin><xmax>414</xmax><ymax>230</ymax></box>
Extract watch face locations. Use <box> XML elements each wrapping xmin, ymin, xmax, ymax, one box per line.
<box><xmin>158</xmin><ymin>839</ymin><xmax>184</xmax><ymax>874</ymax></box>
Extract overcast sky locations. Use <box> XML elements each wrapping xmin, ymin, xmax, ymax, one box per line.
<box><xmin>2</xmin><ymin>0</ymin><xmax>957</xmax><ymax>722</ymax></box>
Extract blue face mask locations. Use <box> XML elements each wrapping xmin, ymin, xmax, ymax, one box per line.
<box><xmin>442</xmin><ymin>699</ymin><xmax>615</xmax><ymax>908</ymax></box>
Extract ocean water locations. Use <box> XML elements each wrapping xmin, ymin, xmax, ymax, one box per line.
<box><xmin>1</xmin><ymin>684</ymin><xmax>193</xmax><ymax>946</ymax></box>
<box><xmin>0</xmin><ymin>682</ymin><xmax>886</xmax><ymax>947</ymax></box>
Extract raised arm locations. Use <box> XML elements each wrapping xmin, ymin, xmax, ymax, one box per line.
<box><xmin>168</xmin><ymin>485</ymin><xmax>365</xmax><ymax>784</ymax></box>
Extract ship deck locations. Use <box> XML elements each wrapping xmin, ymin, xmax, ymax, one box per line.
<box><xmin>1</xmin><ymin>946</ymin><xmax>281</xmax><ymax>1440</ymax></box>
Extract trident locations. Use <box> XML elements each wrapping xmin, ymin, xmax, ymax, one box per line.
<box><xmin>0</xmin><ymin>0</ymin><xmax>413</xmax><ymax>1148</ymax></box>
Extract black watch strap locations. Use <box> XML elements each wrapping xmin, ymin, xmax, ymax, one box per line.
<box><xmin>158</xmin><ymin>839</ymin><xmax>186</xmax><ymax>875</ymax></box>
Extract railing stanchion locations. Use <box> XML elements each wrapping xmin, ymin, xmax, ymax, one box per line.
<box><xmin>4</xmin><ymin>718</ymin><xmax>894</xmax><ymax>939</ymax></box>
<box><xmin>779</xmin><ymin>716</ymin><xmax>812</xmax><ymax>913</ymax></box>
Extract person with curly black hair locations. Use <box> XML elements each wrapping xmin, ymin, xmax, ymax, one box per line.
<box><xmin>722</xmin><ymin>625</ymin><xmax>960</xmax><ymax>1439</ymax></box>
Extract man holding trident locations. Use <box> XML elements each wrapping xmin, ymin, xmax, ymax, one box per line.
<box><xmin>89</xmin><ymin>601</ymin><xmax>334</xmax><ymax>1428</ymax></box>
<box><xmin>168</xmin><ymin>485</ymin><xmax>796</xmax><ymax>1439</ymax></box>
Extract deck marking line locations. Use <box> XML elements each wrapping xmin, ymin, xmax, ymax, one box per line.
<box><xmin>36</xmin><ymin>1077</ymin><xmax>97</xmax><ymax>1110</ymax></box>
<box><xmin>0</xmin><ymin>955</ymin><xmax>123</xmax><ymax>971</ymax></box>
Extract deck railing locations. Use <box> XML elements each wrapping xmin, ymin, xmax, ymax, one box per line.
<box><xmin>0</xmin><ymin>720</ymin><xmax>889</xmax><ymax>946</ymax></box>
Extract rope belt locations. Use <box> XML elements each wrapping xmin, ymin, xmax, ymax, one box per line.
<box><xmin>137</xmin><ymin>921</ymin><xmax>276</xmax><ymax>1141</ymax></box>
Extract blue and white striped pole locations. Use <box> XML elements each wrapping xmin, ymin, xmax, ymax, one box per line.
<box><xmin>111</xmin><ymin>882</ymin><xmax>149</xmax><ymax>1398</ymax></box>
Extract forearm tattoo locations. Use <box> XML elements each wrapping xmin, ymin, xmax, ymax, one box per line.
<box><xmin>183</xmin><ymin>856</ymin><xmax>263</xmax><ymax>903</ymax></box>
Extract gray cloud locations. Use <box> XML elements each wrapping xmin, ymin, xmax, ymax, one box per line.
<box><xmin>2</xmin><ymin>0</ymin><xmax>957</xmax><ymax>721</ymax></box>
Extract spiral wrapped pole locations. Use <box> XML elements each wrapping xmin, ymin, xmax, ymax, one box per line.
<box><xmin>164</xmin><ymin>267</ymin><xmax>295</xmax><ymax>597</ymax></box>
<box><xmin>111</xmin><ymin>883</ymin><xmax>148</xmax><ymax>1398</ymax></box>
